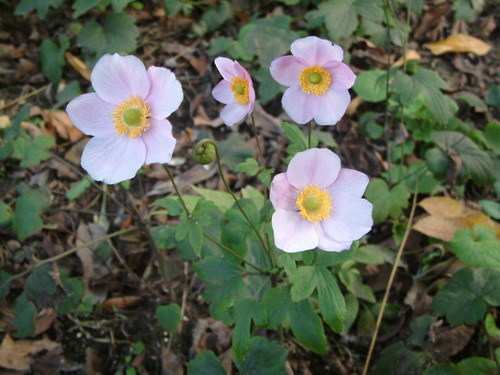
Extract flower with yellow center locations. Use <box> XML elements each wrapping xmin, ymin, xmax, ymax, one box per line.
<box><xmin>113</xmin><ymin>96</ymin><xmax>151</xmax><ymax>138</ymax></box>
<box><xmin>296</xmin><ymin>185</ymin><xmax>332</xmax><ymax>222</ymax></box>
<box><xmin>231</xmin><ymin>77</ymin><xmax>250</xmax><ymax>105</ymax></box>
<box><xmin>299</xmin><ymin>66</ymin><xmax>332</xmax><ymax>96</ymax></box>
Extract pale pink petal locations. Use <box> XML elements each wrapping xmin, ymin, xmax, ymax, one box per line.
<box><xmin>146</xmin><ymin>66</ymin><xmax>183</xmax><ymax>119</ymax></box>
<box><xmin>220</xmin><ymin>103</ymin><xmax>249</xmax><ymax>127</ymax></box>
<box><xmin>214</xmin><ymin>57</ymin><xmax>238</xmax><ymax>80</ymax></box>
<box><xmin>287</xmin><ymin>148</ymin><xmax>341</xmax><ymax>189</ymax></box>
<box><xmin>328</xmin><ymin>168</ymin><xmax>369</xmax><ymax>198</ymax></box>
<box><xmin>66</xmin><ymin>93</ymin><xmax>116</xmax><ymax>137</ymax></box>
<box><xmin>142</xmin><ymin>118</ymin><xmax>176</xmax><ymax>164</ymax></box>
<box><xmin>212</xmin><ymin>80</ymin><xmax>234</xmax><ymax>104</ymax></box>
<box><xmin>322</xmin><ymin>194</ymin><xmax>373</xmax><ymax>242</ymax></box>
<box><xmin>270</xmin><ymin>173</ymin><xmax>297</xmax><ymax>211</ymax></box>
<box><xmin>312</xmin><ymin>88</ymin><xmax>350</xmax><ymax>126</ymax></box>
<box><xmin>81</xmin><ymin>135</ymin><xmax>146</xmax><ymax>184</ymax></box>
<box><xmin>291</xmin><ymin>36</ymin><xmax>343</xmax><ymax>65</ymax></box>
<box><xmin>317</xmin><ymin>226</ymin><xmax>353</xmax><ymax>252</ymax></box>
<box><xmin>91</xmin><ymin>54</ymin><xmax>150</xmax><ymax>104</ymax></box>
<box><xmin>272</xmin><ymin>209</ymin><xmax>318</xmax><ymax>252</ymax></box>
<box><xmin>282</xmin><ymin>86</ymin><xmax>314</xmax><ymax>124</ymax></box>
<box><xmin>325</xmin><ymin>62</ymin><xmax>356</xmax><ymax>90</ymax></box>
<box><xmin>270</xmin><ymin>56</ymin><xmax>306</xmax><ymax>86</ymax></box>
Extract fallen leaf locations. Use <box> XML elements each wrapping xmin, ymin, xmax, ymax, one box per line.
<box><xmin>161</xmin><ymin>347</ymin><xmax>183</xmax><ymax>375</ymax></box>
<box><xmin>65</xmin><ymin>52</ymin><xmax>91</xmax><ymax>80</ymax></box>
<box><xmin>0</xmin><ymin>334</ymin><xmax>61</xmax><ymax>372</ymax></box>
<box><xmin>191</xmin><ymin>318</ymin><xmax>231</xmax><ymax>354</ymax></box>
<box><xmin>34</xmin><ymin>308</ymin><xmax>57</xmax><ymax>335</ymax></box>
<box><xmin>429</xmin><ymin>323</ymin><xmax>475</xmax><ymax>361</ymax></box>
<box><xmin>193</xmin><ymin>106</ymin><xmax>223</xmax><ymax>128</ymax></box>
<box><xmin>413</xmin><ymin>196</ymin><xmax>500</xmax><ymax>241</ymax></box>
<box><xmin>392</xmin><ymin>50</ymin><xmax>421</xmax><ymax>67</ymax></box>
<box><xmin>42</xmin><ymin>110</ymin><xmax>83</xmax><ymax>142</ymax></box>
<box><xmin>424</xmin><ymin>34</ymin><xmax>492</xmax><ymax>56</ymax></box>
<box><xmin>101</xmin><ymin>296</ymin><xmax>142</xmax><ymax>311</ymax></box>
<box><xmin>76</xmin><ymin>223</ymin><xmax>110</xmax><ymax>287</ymax></box>
<box><xmin>0</xmin><ymin>115</ymin><xmax>10</xmax><ymax>129</ymax></box>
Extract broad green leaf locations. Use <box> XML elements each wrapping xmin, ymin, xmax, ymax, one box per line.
<box><xmin>193</xmin><ymin>1</ymin><xmax>231</xmax><ymax>35</ymax></box>
<box><xmin>237</xmin><ymin>158</ymin><xmax>259</xmax><ymax>176</ymax></box>
<box><xmin>57</xmin><ymin>274</ymin><xmax>84</xmax><ymax>314</ymax></box>
<box><xmin>486</xmin><ymin>85</ymin><xmax>500</xmax><ymax>108</ymax></box>
<box><xmin>111</xmin><ymin>0</ymin><xmax>133</xmax><ymax>12</ymax></box>
<box><xmin>365</xmin><ymin>178</ymin><xmax>410</xmax><ymax>223</ymax></box>
<box><xmin>192</xmin><ymin>186</ymin><xmax>233</xmax><ymax>212</ymax></box>
<box><xmin>484</xmin><ymin>313</ymin><xmax>500</xmax><ymax>338</ymax></box>
<box><xmin>40</xmin><ymin>37</ymin><xmax>68</xmax><ymax>85</ymax></box>
<box><xmin>187</xmin><ymin>351</ymin><xmax>226</xmax><ymax>375</ymax></box>
<box><xmin>339</xmin><ymin>266</ymin><xmax>375</xmax><ymax>303</ymax></box>
<box><xmin>218</xmin><ymin>132</ymin><xmax>254</xmax><ymax>171</ymax></box>
<box><xmin>156</xmin><ymin>303</ymin><xmax>181</xmax><ymax>333</ymax></box>
<box><xmin>188</xmin><ymin>222</ymin><xmax>204</xmax><ymax>255</ymax></box>
<box><xmin>354</xmin><ymin>70</ymin><xmax>388</xmax><ymax>102</ymax></box>
<box><xmin>373</xmin><ymin>342</ymin><xmax>425</xmax><ymax>375</ymax></box>
<box><xmin>432</xmin><ymin>268</ymin><xmax>500</xmax><ymax>325</ymax></box>
<box><xmin>453</xmin><ymin>0</ymin><xmax>485</xmax><ymax>22</ymax></box>
<box><xmin>289</xmin><ymin>300</ymin><xmax>328</xmax><ymax>354</ymax></box>
<box><xmin>72</xmin><ymin>0</ymin><xmax>99</xmax><ymax>17</ymax></box>
<box><xmin>484</xmin><ymin>122</ymin><xmax>500</xmax><ymax>154</ymax></box>
<box><xmin>15</xmin><ymin>0</ymin><xmax>63</xmax><ymax>18</ymax></box>
<box><xmin>289</xmin><ymin>266</ymin><xmax>317</xmax><ymax>302</ymax></box>
<box><xmin>241</xmin><ymin>186</ymin><xmax>265</xmax><ymax>211</ymax></box>
<box><xmin>457</xmin><ymin>357</ymin><xmax>496</xmax><ymax>374</ymax></box>
<box><xmin>56</xmin><ymin>81</ymin><xmax>81</xmax><ymax>107</ymax></box>
<box><xmin>432</xmin><ymin>131</ymin><xmax>494</xmax><ymax>184</ymax></box>
<box><xmin>66</xmin><ymin>177</ymin><xmax>92</xmax><ymax>200</ymax></box>
<box><xmin>0</xmin><ymin>271</ymin><xmax>11</xmax><ymax>300</ymax></box>
<box><xmin>255</xmin><ymin>67</ymin><xmax>283</xmax><ymax>104</ymax></box>
<box><xmin>317</xmin><ymin>267</ymin><xmax>346</xmax><ymax>332</ymax></box>
<box><xmin>13</xmin><ymin>293</ymin><xmax>36</xmax><ymax>338</ymax></box>
<box><xmin>233</xmin><ymin>298</ymin><xmax>266</xmax><ymax>360</ymax></box>
<box><xmin>480</xmin><ymin>200</ymin><xmax>500</xmax><ymax>220</ymax></box>
<box><xmin>317</xmin><ymin>0</ymin><xmax>359</xmax><ymax>40</ymax></box>
<box><xmin>449</xmin><ymin>226</ymin><xmax>500</xmax><ymax>269</ymax></box>
<box><xmin>13</xmin><ymin>187</ymin><xmax>50</xmax><ymax>240</ymax></box>
<box><xmin>236</xmin><ymin>337</ymin><xmax>287</xmax><ymax>375</ymax></box>
<box><xmin>262</xmin><ymin>287</ymin><xmax>291</xmax><ymax>329</ymax></box>
<box><xmin>25</xmin><ymin>263</ymin><xmax>57</xmax><ymax>305</ymax></box>
<box><xmin>163</xmin><ymin>0</ymin><xmax>183</xmax><ymax>16</ymax></box>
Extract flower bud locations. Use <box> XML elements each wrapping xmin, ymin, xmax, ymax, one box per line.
<box><xmin>192</xmin><ymin>139</ymin><xmax>217</xmax><ymax>165</ymax></box>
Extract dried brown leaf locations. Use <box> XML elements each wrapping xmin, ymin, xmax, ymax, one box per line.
<box><xmin>0</xmin><ymin>335</ymin><xmax>60</xmax><ymax>372</ymax></box>
<box><xmin>65</xmin><ymin>52</ymin><xmax>91</xmax><ymax>80</ymax></box>
<box><xmin>424</xmin><ymin>34</ymin><xmax>492</xmax><ymax>56</ymax></box>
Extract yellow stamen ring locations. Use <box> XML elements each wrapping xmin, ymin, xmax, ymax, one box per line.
<box><xmin>113</xmin><ymin>96</ymin><xmax>150</xmax><ymax>138</ymax></box>
<box><xmin>299</xmin><ymin>66</ymin><xmax>332</xmax><ymax>96</ymax></box>
<box><xmin>231</xmin><ymin>76</ymin><xmax>250</xmax><ymax>105</ymax></box>
<box><xmin>296</xmin><ymin>185</ymin><xmax>332</xmax><ymax>222</ymax></box>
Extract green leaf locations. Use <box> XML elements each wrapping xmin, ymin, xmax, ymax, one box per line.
<box><xmin>111</xmin><ymin>0</ymin><xmax>133</xmax><ymax>12</ymax></box>
<box><xmin>485</xmin><ymin>313</ymin><xmax>500</xmax><ymax>338</ymax></box>
<box><xmin>163</xmin><ymin>0</ymin><xmax>183</xmax><ymax>16</ymax></box>
<box><xmin>480</xmin><ymin>200</ymin><xmax>500</xmax><ymax>220</ymax></box>
<box><xmin>317</xmin><ymin>267</ymin><xmax>346</xmax><ymax>332</ymax></box>
<box><xmin>453</xmin><ymin>0</ymin><xmax>485</xmax><ymax>22</ymax></box>
<box><xmin>78</xmin><ymin>12</ymin><xmax>138</xmax><ymax>55</ymax></box>
<box><xmin>192</xmin><ymin>187</ymin><xmax>233</xmax><ymax>212</ymax></box>
<box><xmin>354</xmin><ymin>69</ymin><xmax>388</xmax><ymax>102</ymax></box>
<box><xmin>365</xmin><ymin>178</ymin><xmax>410</xmax><ymax>223</ymax></box>
<box><xmin>188</xmin><ymin>222</ymin><xmax>204</xmax><ymax>255</ymax></box>
<box><xmin>317</xmin><ymin>0</ymin><xmax>359</xmax><ymax>40</ymax></box>
<box><xmin>237</xmin><ymin>158</ymin><xmax>260</xmax><ymax>176</ymax></box>
<box><xmin>156</xmin><ymin>303</ymin><xmax>181</xmax><ymax>333</ymax></box>
<box><xmin>57</xmin><ymin>274</ymin><xmax>84</xmax><ymax>314</ymax></box>
<box><xmin>289</xmin><ymin>300</ymin><xmax>328</xmax><ymax>354</ymax></box>
<box><xmin>25</xmin><ymin>263</ymin><xmax>57</xmax><ymax>305</ymax></box>
<box><xmin>484</xmin><ymin>122</ymin><xmax>500</xmax><ymax>154</ymax></box>
<box><xmin>218</xmin><ymin>133</ymin><xmax>254</xmax><ymax>171</ymax></box>
<box><xmin>486</xmin><ymin>85</ymin><xmax>500</xmax><ymax>108</ymax></box>
<box><xmin>457</xmin><ymin>357</ymin><xmax>497</xmax><ymax>374</ymax></box>
<box><xmin>373</xmin><ymin>342</ymin><xmax>425</xmax><ymax>375</ymax></box>
<box><xmin>13</xmin><ymin>293</ymin><xmax>36</xmax><ymax>338</ymax></box>
<box><xmin>233</xmin><ymin>298</ymin><xmax>266</xmax><ymax>360</ymax></box>
<box><xmin>15</xmin><ymin>0</ymin><xmax>63</xmax><ymax>18</ymax></box>
<box><xmin>281</xmin><ymin>122</ymin><xmax>309</xmax><ymax>158</ymax></box>
<box><xmin>0</xmin><ymin>202</ymin><xmax>13</xmax><ymax>226</ymax></box>
<box><xmin>56</xmin><ymin>81</ymin><xmax>81</xmax><ymax>107</ymax></box>
<box><xmin>255</xmin><ymin>67</ymin><xmax>283</xmax><ymax>104</ymax></box>
<box><xmin>339</xmin><ymin>265</ymin><xmax>375</xmax><ymax>303</ymax></box>
<box><xmin>289</xmin><ymin>266</ymin><xmax>317</xmax><ymax>302</ymax></box>
<box><xmin>449</xmin><ymin>226</ymin><xmax>500</xmax><ymax>269</ymax></box>
<box><xmin>187</xmin><ymin>351</ymin><xmax>226</xmax><ymax>375</ymax></box>
<box><xmin>432</xmin><ymin>268</ymin><xmax>500</xmax><ymax>325</ymax></box>
<box><xmin>194</xmin><ymin>1</ymin><xmax>232</xmax><ymax>35</ymax></box>
<box><xmin>262</xmin><ymin>287</ymin><xmax>291</xmax><ymax>329</ymax></box>
<box><xmin>13</xmin><ymin>187</ymin><xmax>50</xmax><ymax>240</ymax></box>
<box><xmin>0</xmin><ymin>271</ymin><xmax>11</xmax><ymax>300</ymax></box>
<box><xmin>73</xmin><ymin>0</ymin><xmax>99</xmax><ymax>17</ymax></box>
<box><xmin>66</xmin><ymin>177</ymin><xmax>92</xmax><ymax>200</ymax></box>
<box><xmin>236</xmin><ymin>337</ymin><xmax>287</xmax><ymax>375</ymax></box>
<box><xmin>432</xmin><ymin>131</ymin><xmax>494</xmax><ymax>184</ymax></box>
<box><xmin>40</xmin><ymin>37</ymin><xmax>68</xmax><ymax>85</ymax></box>
<box><xmin>12</xmin><ymin>133</ymin><xmax>55</xmax><ymax>168</ymax></box>
<box><xmin>175</xmin><ymin>218</ymin><xmax>191</xmax><ymax>242</ymax></box>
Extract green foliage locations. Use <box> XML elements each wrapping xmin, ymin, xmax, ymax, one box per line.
<box><xmin>156</xmin><ymin>303</ymin><xmax>182</xmax><ymax>333</ymax></box>
<box><xmin>432</xmin><ymin>268</ymin><xmax>500</xmax><ymax>325</ymax></box>
<box><xmin>13</xmin><ymin>293</ymin><xmax>37</xmax><ymax>338</ymax></box>
<box><xmin>73</xmin><ymin>0</ymin><xmax>100</xmax><ymax>17</ymax></box>
<box><xmin>78</xmin><ymin>12</ymin><xmax>138</xmax><ymax>56</ymax></box>
<box><xmin>365</xmin><ymin>178</ymin><xmax>410</xmax><ymax>223</ymax></box>
<box><xmin>15</xmin><ymin>0</ymin><xmax>63</xmax><ymax>18</ymax></box>
<box><xmin>373</xmin><ymin>342</ymin><xmax>425</xmax><ymax>375</ymax></box>
<box><xmin>66</xmin><ymin>177</ymin><xmax>92</xmax><ymax>200</ymax></box>
<box><xmin>236</xmin><ymin>337</ymin><xmax>287</xmax><ymax>375</ymax></box>
<box><xmin>0</xmin><ymin>271</ymin><xmax>12</xmax><ymax>300</ymax></box>
<box><xmin>193</xmin><ymin>1</ymin><xmax>232</xmax><ymax>36</ymax></box>
<box><xmin>13</xmin><ymin>187</ymin><xmax>50</xmax><ymax>240</ymax></box>
<box><xmin>484</xmin><ymin>122</ymin><xmax>500</xmax><ymax>154</ymax></box>
<box><xmin>40</xmin><ymin>37</ymin><xmax>69</xmax><ymax>85</ymax></box>
<box><xmin>187</xmin><ymin>351</ymin><xmax>226</xmax><ymax>375</ymax></box>
<box><xmin>354</xmin><ymin>70</ymin><xmax>388</xmax><ymax>102</ymax></box>
<box><xmin>449</xmin><ymin>226</ymin><xmax>500</xmax><ymax>269</ymax></box>
<box><xmin>290</xmin><ymin>299</ymin><xmax>329</xmax><ymax>354</ymax></box>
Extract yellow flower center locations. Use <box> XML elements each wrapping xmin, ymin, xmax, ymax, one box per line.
<box><xmin>231</xmin><ymin>77</ymin><xmax>250</xmax><ymax>105</ymax></box>
<box><xmin>113</xmin><ymin>96</ymin><xmax>150</xmax><ymax>138</ymax></box>
<box><xmin>299</xmin><ymin>66</ymin><xmax>332</xmax><ymax>96</ymax></box>
<box><xmin>296</xmin><ymin>185</ymin><xmax>332</xmax><ymax>222</ymax></box>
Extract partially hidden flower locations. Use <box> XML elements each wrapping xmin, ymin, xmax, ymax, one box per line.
<box><xmin>270</xmin><ymin>36</ymin><xmax>356</xmax><ymax>126</ymax></box>
<box><xmin>211</xmin><ymin>57</ymin><xmax>255</xmax><ymax>127</ymax></box>
<box><xmin>66</xmin><ymin>53</ymin><xmax>183</xmax><ymax>184</ymax></box>
<box><xmin>270</xmin><ymin>148</ymin><xmax>373</xmax><ymax>252</ymax></box>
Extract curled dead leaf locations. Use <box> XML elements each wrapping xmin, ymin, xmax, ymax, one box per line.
<box><xmin>392</xmin><ymin>50</ymin><xmax>421</xmax><ymax>67</ymax></box>
<box><xmin>424</xmin><ymin>34</ymin><xmax>492</xmax><ymax>56</ymax></box>
<box><xmin>0</xmin><ymin>335</ymin><xmax>61</xmax><ymax>372</ymax></box>
<box><xmin>42</xmin><ymin>110</ymin><xmax>83</xmax><ymax>142</ymax></box>
<box><xmin>413</xmin><ymin>196</ymin><xmax>500</xmax><ymax>241</ymax></box>
<box><xmin>101</xmin><ymin>296</ymin><xmax>142</xmax><ymax>311</ymax></box>
<box><xmin>65</xmin><ymin>52</ymin><xmax>91</xmax><ymax>80</ymax></box>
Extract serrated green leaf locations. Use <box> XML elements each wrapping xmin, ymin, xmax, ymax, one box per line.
<box><xmin>290</xmin><ymin>266</ymin><xmax>317</xmax><ymax>302</ymax></box>
<box><xmin>13</xmin><ymin>187</ymin><xmax>50</xmax><ymax>240</ymax></box>
<box><xmin>354</xmin><ymin>69</ymin><xmax>388</xmax><ymax>102</ymax></box>
<box><xmin>187</xmin><ymin>351</ymin><xmax>226</xmax><ymax>375</ymax></box>
<box><xmin>289</xmin><ymin>299</ymin><xmax>328</xmax><ymax>354</ymax></box>
<box><xmin>13</xmin><ymin>293</ymin><xmax>36</xmax><ymax>338</ymax></box>
<box><xmin>317</xmin><ymin>0</ymin><xmax>359</xmax><ymax>40</ymax></box>
<box><xmin>365</xmin><ymin>178</ymin><xmax>410</xmax><ymax>223</ymax></box>
<box><xmin>156</xmin><ymin>303</ymin><xmax>181</xmax><ymax>333</ymax></box>
<box><xmin>72</xmin><ymin>0</ymin><xmax>99</xmax><ymax>17</ymax></box>
<box><xmin>66</xmin><ymin>177</ymin><xmax>92</xmax><ymax>200</ymax></box>
<box><xmin>449</xmin><ymin>226</ymin><xmax>500</xmax><ymax>269</ymax></box>
<box><xmin>15</xmin><ymin>0</ymin><xmax>63</xmax><ymax>18</ymax></box>
<box><xmin>317</xmin><ymin>267</ymin><xmax>346</xmax><ymax>332</ymax></box>
<box><xmin>25</xmin><ymin>263</ymin><xmax>57</xmax><ymax>305</ymax></box>
<box><xmin>40</xmin><ymin>37</ymin><xmax>68</xmax><ymax>85</ymax></box>
<box><xmin>237</xmin><ymin>158</ymin><xmax>259</xmax><ymax>176</ymax></box>
<box><xmin>236</xmin><ymin>337</ymin><xmax>287</xmax><ymax>375</ymax></box>
<box><xmin>373</xmin><ymin>342</ymin><xmax>425</xmax><ymax>375</ymax></box>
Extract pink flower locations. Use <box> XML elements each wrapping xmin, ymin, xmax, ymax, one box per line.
<box><xmin>270</xmin><ymin>36</ymin><xmax>356</xmax><ymax>126</ymax></box>
<box><xmin>66</xmin><ymin>53</ymin><xmax>183</xmax><ymax>184</ymax></box>
<box><xmin>270</xmin><ymin>148</ymin><xmax>372</xmax><ymax>252</ymax></box>
<box><xmin>212</xmin><ymin>57</ymin><xmax>255</xmax><ymax>127</ymax></box>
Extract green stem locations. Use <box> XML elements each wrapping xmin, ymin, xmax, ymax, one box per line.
<box><xmin>162</xmin><ymin>164</ymin><xmax>269</xmax><ymax>275</ymax></box>
<box><xmin>307</xmin><ymin>121</ymin><xmax>313</xmax><ymax>148</ymax></box>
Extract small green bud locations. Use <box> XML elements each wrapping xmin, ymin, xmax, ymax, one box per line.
<box><xmin>192</xmin><ymin>139</ymin><xmax>217</xmax><ymax>165</ymax></box>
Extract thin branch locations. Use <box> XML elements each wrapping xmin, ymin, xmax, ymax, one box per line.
<box><xmin>0</xmin><ymin>84</ymin><xmax>50</xmax><ymax>111</ymax></box>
